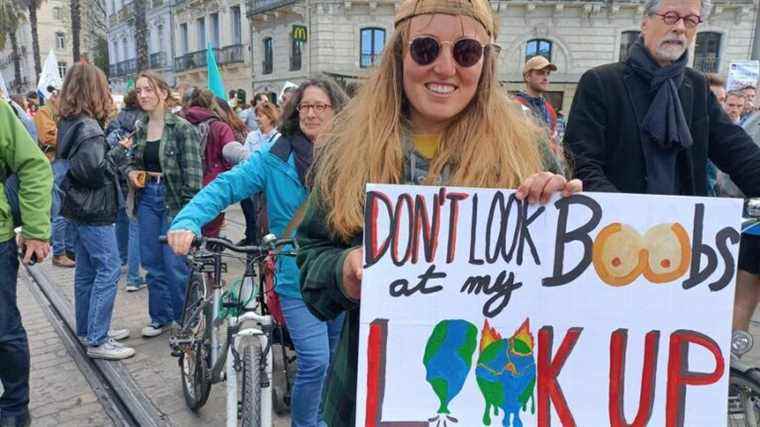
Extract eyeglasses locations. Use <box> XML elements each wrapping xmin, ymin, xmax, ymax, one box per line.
<box><xmin>408</xmin><ymin>36</ymin><xmax>499</xmax><ymax>68</ymax></box>
<box><xmin>296</xmin><ymin>103</ymin><xmax>332</xmax><ymax>113</ymax></box>
<box><xmin>654</xmin><ymin>12</ymin><xmax>703</xmax><ymax>29</ymax></box>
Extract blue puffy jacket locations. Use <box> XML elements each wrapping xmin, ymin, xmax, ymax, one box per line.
<box><xmin>170</xmin><ymin>134</ymin><xmax>307</xmax><ymax>299</ymax></box>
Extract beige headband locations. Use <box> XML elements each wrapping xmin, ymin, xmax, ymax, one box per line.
<box><xmin>394</xmin><ymin>0</ymin><xmax>497</xmax><ymax>37</ymax></box>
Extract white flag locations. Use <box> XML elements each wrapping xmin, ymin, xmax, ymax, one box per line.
<box><xmin>0</xmin><ymin>73</ymin><xmax>8</xmax><ymax>99</ymax></box>
<box><xmin>37</xmin><ymin>49</ymin><xmax>63</xmax><ymax>96</ymax></box>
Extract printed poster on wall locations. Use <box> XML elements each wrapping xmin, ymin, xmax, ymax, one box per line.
<box><xmin>727</xmin><ymin>60</ymin><xmax>760</xmax><ymax>92</ymax></box>
<box><xmin>356</xmin><ymin>184</ymin><xmax>742</xmax><ymax>427</ymax></box>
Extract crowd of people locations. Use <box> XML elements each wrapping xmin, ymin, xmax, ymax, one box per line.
<box><xmin>4</xmin><ymin>0</ymin><xmax>760</xmax><ymax>425</ymax></box>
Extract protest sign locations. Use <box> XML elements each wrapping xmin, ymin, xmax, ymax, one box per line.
<box><xmin>357</xmin><ymin>184</ymin><xmax>742</xmax><ymax>427</ymax></box>
<box><xmin>727</xmin><ymin>60</ymin><xmax>760</xmax><ymax>92</ymax></box>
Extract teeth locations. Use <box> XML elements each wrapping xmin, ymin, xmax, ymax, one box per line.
<box><xmin>426</xmin><ymin>83</ymin><xmax>455</xmax><ymax>94</ymax></box>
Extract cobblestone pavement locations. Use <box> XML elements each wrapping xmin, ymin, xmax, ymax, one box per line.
<box><xmin>23</xmin><ymin>204</ymin><xmax>289</xmax><ymax>426</ymax></box>
<box><xmin>17</xmin><ymin>269</ymin><xmax>113</xmax><ymax>426</ymax></box>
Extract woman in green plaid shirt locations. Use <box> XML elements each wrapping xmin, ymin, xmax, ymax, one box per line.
<box><xmin>124</xmin><ymin>71</ymin><xmax>203</xmax><ymax>339</ymax></box>
<box><xmin>295</xmin><ymin>0</ymin><xmax>582</xmax><ymax>424</ymax></box>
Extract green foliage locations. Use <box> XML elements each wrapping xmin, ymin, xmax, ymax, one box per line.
<box><xmin>93</xmin><ymin>36</ymin><xmax>109</xmax><ymax>75</ymax></box>
<box><xmin>0</xmin><ymin>0</ymin><xmax>26</xmax><ymax>50</ymax></box>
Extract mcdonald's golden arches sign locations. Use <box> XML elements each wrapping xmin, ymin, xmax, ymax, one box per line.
<box><xmin>293</xmin><ymin>25</ymin><xmax>308</xmax><ymax>42</ymax></box>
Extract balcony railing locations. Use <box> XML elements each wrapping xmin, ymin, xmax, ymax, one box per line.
<box><xmin>220</xmin><ymin>44</ymin><xmax>244</xmax><ymax>65</ymax></box>
<box><xmin>110</xmin><ymin>59</ymin><xmax>137</xmax><ymax>77</ymax></box>
<box><xmin>150</xmin><ymin>52</ymin><xmax>167</xmax><ymax>69</ymax></box>
<box><xmin>246</xmin><ymin>0</ymin><xmax>298</xmax><ymax>16</ymax></box>
<box><xmin>174</xmin><ymin>45</ymin><xmax>245</xmax><ymax>72</ymax></box>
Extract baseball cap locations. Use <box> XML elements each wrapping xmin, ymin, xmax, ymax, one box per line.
<box><xmin>523</xmin><ymin>56</ymin><xmax>557</xmax><ymax>75</ymax></box>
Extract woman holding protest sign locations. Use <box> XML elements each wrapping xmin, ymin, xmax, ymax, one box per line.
<box><xmin>294</xmin><ymin>0</ymin><xmax>582</xmax><ymax>424</ymax></box>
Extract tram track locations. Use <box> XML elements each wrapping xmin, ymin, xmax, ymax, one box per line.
<box><xmin>23</xmin><ymin>262</ymin><xmax>172</xmax><ymax>427</ymax></box>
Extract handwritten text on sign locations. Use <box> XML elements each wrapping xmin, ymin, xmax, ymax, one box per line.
<box><xmin>356</xmin><ymin>185</ymin><xmax>741</xmax><ymax>427</ymax></box>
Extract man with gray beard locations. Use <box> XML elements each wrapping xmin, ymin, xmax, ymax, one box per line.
<box><xmin>565</xmin><ymin>0</ymin><xmax>760</xmax><ymax>198</ymax></box>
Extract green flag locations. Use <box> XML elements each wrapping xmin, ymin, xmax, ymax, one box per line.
<box><xmin>207</xmin><ymin>44</ymin><xmax>226</xmax><ymax>101</ymax></box>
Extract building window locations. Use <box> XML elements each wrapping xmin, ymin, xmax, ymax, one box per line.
<box><xmin>55</xmin><ymin>32</ymin><xmax>65</xmax><ymax>50</ymax></box>
<box><xmin>618</xmin><ymin>31</ymin><xmax>640</xmax><ymax>62</ymax></box>
<box><xmin>525</xmin><ymin>39</ymin><xmax>552</xmax><ymax>62</ymax></box>
<box><xmin>53</xmin><ymin>7</ymin><xmax>62</xmax><ymax>20</ymax></box>
<box><xmin>180</xmin><ymin>23</ymin><xmax>189</xmax><ymax>55</ymax></box>
<box><xmin>263</xmin><ymin>37</ymin><xmax>273</xmax><ymax>74</ymax></box>
<box><xmin>196</xmin><ymin>17</ymin><xmax>206</xmax><ymax>50</ymax></box>
<box><xmin>122</xmin><ymin>38</ymin><xmax>128</xmax><ymax>62</ymax></box>
<box><xmin>210</xmin><ymin>13</ymin><xmax>220</xmax><ymax>48</ymax></box>
<box><xmin>360</xmin><ymin>28</ymin><xmax>385</xmax><ymax>68</ymax></box>
<box><xmin>694</xmin><ymin>32</ymin><xmax>721</xmax><ymax>73</ymax></box>
<box><xmin>231</xmin><ymin>6</ymin><xmax>242</xmax><ymax>45</ymax></box>
<box><xmin>290</xmin><ymin>28</ymin><xmax>305</xmax><ymax>71</ymax></box>
<box><xmin>57</xmin><ymin>62</ymin><xmax>67</xmax><ymax>78</ymax></box>
<box><xmin>156</xmin><ymin>24</ymin><xmax>164</xmax><ymax>53</ymax></box>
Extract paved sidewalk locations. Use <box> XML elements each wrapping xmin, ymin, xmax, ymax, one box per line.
<box><xmin>17</xmin><ymin>268</ymin><xmax>112</xmax><ymax>426</ymax></box>
<box><xmin>26</xmin><ymin>205</ymin><xmax>289</xmax><ymax>426</ymax></box>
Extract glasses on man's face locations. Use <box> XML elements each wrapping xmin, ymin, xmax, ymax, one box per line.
<box><xmin>655</xmin><ymin>11</ymin><xmax>702</xmax><ymax>29</ymax></box>
<box><xmin>297</xmin><ymin>103</ymin><xmax>332</xmax><ymax>113</ymax></box>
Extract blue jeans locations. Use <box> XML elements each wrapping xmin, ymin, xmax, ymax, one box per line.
<box><xmin>116</xmin><ymin>208</ymin><xmax>142</xmax><ymax>285</ymax></box>
<box><xmin>51</xmin><ymin>161</ymin><xmax>74</xmax><ymax>256</ymax></box>
<box><xmin>280</xmin><ymin>296</ymin><xmax>344</xmax><ymax>427</ymax></box>
<box><xmin>72</xmin><ymin>223</ymin><xmax>121</xmax><ymax>346</ymax></box>
<box><xmin>0</xmin><ymin>239</ymin><xmax>29</xmax><ymax>417</ymax></box>
<box><xmin>138</xmin><ymin>183</ymin><xmax>189</xmax><ymax>326</ymax></box>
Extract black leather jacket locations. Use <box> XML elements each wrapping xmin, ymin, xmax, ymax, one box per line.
<box><xmin>57</xmin><ymin>116</ymin><xmax>128</xmax><ymax>225</ymax></box>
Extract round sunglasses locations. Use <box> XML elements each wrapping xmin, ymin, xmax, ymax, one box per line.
<box><xmin>408</xmin><ymin>36</ymin><xmax>500</xmax><ymax>68</ymax></box>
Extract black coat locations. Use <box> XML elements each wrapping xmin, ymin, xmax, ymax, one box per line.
<box><xmin>564</xmin><ymin>62</ymin><xmax>760</xmax><ymax>197</ymax></box>
<box><xmin>57</xmin><ymin>116</ymin><xmax>127</xmax><ymax>225</ymax></box>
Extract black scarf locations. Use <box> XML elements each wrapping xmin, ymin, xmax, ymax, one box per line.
<box><xmin>271</xmin><ymin>131</ymin><xmax>313</xmax><ymax>186</ymax></box>
<box><xmin>626</xmin><ymin>37</ymin><xmax>692</xmax><ymax>194</ymax></box>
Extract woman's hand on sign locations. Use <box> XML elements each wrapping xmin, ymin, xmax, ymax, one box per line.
<box><xmin>516</xmin><ymin>172</ymin><xmax>582</xmax><ymax>204</ymax></box>
<box><xmin>341</xmin><ymin>248</ymin><xmax>363</xmax><ymax>300</ymax></box>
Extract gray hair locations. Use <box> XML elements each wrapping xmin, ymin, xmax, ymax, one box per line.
<box><xmin>642</xmin><ymin>0</ymin><xmax>712</xmax><ymax>21</ymax></box>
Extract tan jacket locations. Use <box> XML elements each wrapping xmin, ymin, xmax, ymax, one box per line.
<box><xmin>33</xmin><ymin>105</ymin><xmax>57</xmax><ymax>161</ymax></box>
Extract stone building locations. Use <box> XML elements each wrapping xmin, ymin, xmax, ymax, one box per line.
<box><xmin>244</xmin><ymin>0</ymin><xmax>757</xmax><ymax>111</ymax></box>
<box><xmin>107</xmin><ymin>0</ymin><xmax>176</xmax><ymax>93</ymax></box>
<box><xmin>0</xmin><ymin>0</ymin><xmax>77</xmax><ymax>94</ymax></box>
<box><xmin>172</xmin><ymin>0</ymin><xmax>253</xmax><ymax>98</ymax></box>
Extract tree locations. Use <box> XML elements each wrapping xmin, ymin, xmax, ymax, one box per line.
<box><xmin>0</xmin><ymin>0</ymin><xmax>26</xmax><ymax>92</ymax></box>
<box><xmin>93</xmin><ymin>35</ymin><xmax>109</xmax><ymax>76</ymax></box>
<box><xmin>134</xmin><ymin>0</ymin><xmax>148</xmax><ymax>71</ymax></box>
<box><xmin>71</xmin><ymin>0</ymin><xmax>81</xmax><ymax>62</ymax></box>
<box><xmin>23</xmin><ymin>0</ymin><xmax>43</xmax><ymax>79</ymax></box>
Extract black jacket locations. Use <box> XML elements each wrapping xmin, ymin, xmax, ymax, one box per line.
<box><xmin>564</xmin><ymin>62</ymin><xmax>760</xmax><ymax>196</ymax></box>
<box><xmin>57</xmin><ymin>116</ymin><xmax>127</xmax><ymax>225</ymax></box>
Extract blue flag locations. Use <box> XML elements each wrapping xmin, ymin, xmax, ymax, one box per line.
<box><xmin>207</xmin><ymin>44</ymin><xmax>226</xmax><ymax>101</ymax></box>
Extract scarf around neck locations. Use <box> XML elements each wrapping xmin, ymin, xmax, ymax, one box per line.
<box><xmin>289</xmin><ymin>131</ymin><xmax>313</xmax><ymax>186</ymax></box>
<box><xmin>626</xmin><ymin>37</ymin><xmax>692</xmax><ymax>194</ymax></box>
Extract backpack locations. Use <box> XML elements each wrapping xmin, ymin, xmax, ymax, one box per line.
<box><xmin>193</xmin><ymin>117</ymin><xmax>217</xmax><ymax>174</ymax></box>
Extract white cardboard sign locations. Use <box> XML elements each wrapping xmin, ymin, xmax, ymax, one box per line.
<box><xmin>727</xmin><ymin>60</ymin><xmax>760</xmax><ymax>92</ymax></box>
<box><xmin>357</xmin><ymin>184</ymin><xmax>742</xmax><ymax>427</ymax></box>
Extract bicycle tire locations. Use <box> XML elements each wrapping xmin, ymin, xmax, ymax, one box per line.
<box><xmin>240</xmin><ymin>338</ymin><xmax>263</xmax><ymax>427</ymax></box>
<box><xmin>180</xmin><ymin>272</ymin><xmax>213</xmax><ymax>410</ymax></box>
<box><xmin>729</xmin><ymin>368</ymin><xmax>760</xmax><ymax>427</ymax></box>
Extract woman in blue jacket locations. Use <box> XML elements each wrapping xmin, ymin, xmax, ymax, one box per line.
<box><xmin>168</xmin><ymin>77</ymin><xmax>348</xmax><ymax>427</ymax></box>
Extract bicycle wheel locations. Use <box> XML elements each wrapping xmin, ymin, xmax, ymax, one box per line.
<box><xmin>729</xmin><ymin>368</ymin><xmax>760</xmax><ymax>427</ymax></box>
<box><xmin>240</xmin><ymin>338</ymin><xmax>262</xmax><ymax>427</ymax></box>
<box><xmin>180</xmin><ymin>272</ymin><xmax>213</xmax><ymax>410</ymax></box>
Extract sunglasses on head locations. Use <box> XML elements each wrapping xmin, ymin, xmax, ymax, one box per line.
<box><xmin>408</xmin><ymin>36</ymin><xmax>499</xmax><ymax>68</ymax></box>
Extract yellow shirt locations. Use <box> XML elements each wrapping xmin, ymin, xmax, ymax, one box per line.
<box><xmin>412</xmin><ymin>134</ymin><xmax>440</xmax><ymax>160</ymax></box>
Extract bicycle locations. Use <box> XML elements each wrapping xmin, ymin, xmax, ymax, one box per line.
<box><xmin>160</xmin><ymin>234</ymin><xmax>296</xmax><ymax>427</ymax></box>
<box><xmin>728</xmin><ymin>198</ymin><xmax>760</xmax><ymax>427</ymax></box>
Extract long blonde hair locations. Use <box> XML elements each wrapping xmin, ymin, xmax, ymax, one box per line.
<box><xmin>313</xmin><ymin>18</ymin><xmax>545</xmax><ymax>242</ymax></box>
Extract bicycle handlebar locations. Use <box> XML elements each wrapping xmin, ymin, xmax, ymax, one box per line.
<box><xmin>158</xmin><ymin>234</ymin><xmax>296</xmax><ymax>255</ymax></box>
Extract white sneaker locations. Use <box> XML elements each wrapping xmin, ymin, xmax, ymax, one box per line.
<box><xmin>141</xmin><ymin>324</ymin><xmax>164</xmax><ymax>338</ymax></box>
<box><xmin>87</xmin><ymin>339</ymin><xmax>136</xmax><ymax>360</ymax></box>
<box><xmin>109</xmin><ymin>328</ymin><xmax>130</xmax><ymax>341</ymax></box>
<box><xmin>78</xmin><ymin>329</ymin><xmax>130</xmax><ymax>345</ymax></box>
